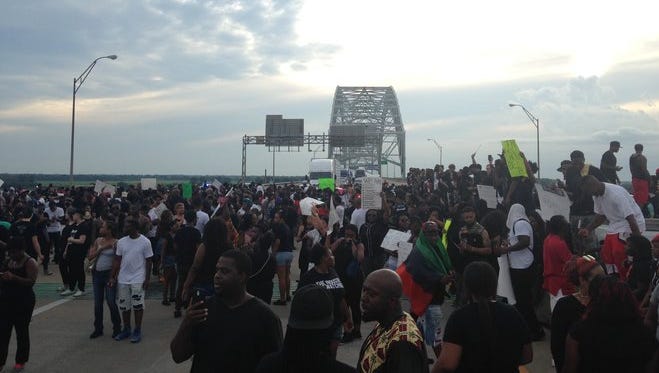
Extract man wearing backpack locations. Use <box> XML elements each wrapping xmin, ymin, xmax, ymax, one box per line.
<box><xmin>500</xmin><ymin>204</ymin><xmax>545</xmax><ymax>341</ymax></box>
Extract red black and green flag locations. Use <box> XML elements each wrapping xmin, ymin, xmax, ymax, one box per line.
<box><xmin>396</xmin><ymin>231</ymin><xmax>453</xmax><ymax>316</ymax></box>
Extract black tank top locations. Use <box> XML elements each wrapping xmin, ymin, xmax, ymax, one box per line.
<box><xmin>0</xmin><ymin>255</ymin><xmax>36</xmax><ymax>301</ymax></box>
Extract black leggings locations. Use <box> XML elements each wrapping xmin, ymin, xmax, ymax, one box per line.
<box><xmin>0</xmin><ymin>294</ymin><xmax>36</xmax><ymax>366</ymax></box>
<box><xmin>68</xmin><ymin>249</ymin><xmax>86</xmax><ymax>292</ymax></box>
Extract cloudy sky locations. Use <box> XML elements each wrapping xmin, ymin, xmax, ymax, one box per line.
<box><xmin>1</xmin><ymin>0</ymin><xmax>658</xmax><ymax>180</ymax></box>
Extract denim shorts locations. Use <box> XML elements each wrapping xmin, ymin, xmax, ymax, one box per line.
<box><xmin>275</xmin><ymin>251</ymin><xmax>294</xmax><ymax>266</ymax></box>
<box><xmin>417</xmin><ymin>304</ymin><xmax>443</xmax><ymax>348</ymax></box>
<box><xmin>117</xmin><ymin>283</ymin><xmax>145</xmax><ymax>311</ymax></box>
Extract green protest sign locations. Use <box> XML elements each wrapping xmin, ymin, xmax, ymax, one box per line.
<box><xmin>501</xmin><ymin>139</ymin><xmax>528</xmax><ymax>178</ymax></box>
<box><xmin>182</xmin><ymin>183</ymin><xmax>193</xmax><ymax>199</ymax></box>
<box><xmin>318</xmin><ymin>178</ymin><xmax>335</xmax><ymax>191</ymax></box>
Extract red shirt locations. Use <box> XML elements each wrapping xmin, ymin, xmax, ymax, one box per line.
<box><xmin>543</xmin><ymin>233</ymin><xmax>574</xmax><ymax>295</ymax></box>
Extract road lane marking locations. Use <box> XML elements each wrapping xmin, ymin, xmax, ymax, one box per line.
<box><xmin>33</xmin><ymin>298</ymin><xmax>72</xmax><ymax>316</ymax></box>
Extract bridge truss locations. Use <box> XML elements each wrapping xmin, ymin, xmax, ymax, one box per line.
<box><xmin>328</xmin><ymin>86</ymin><xmax>406</xmax><ymax>176</ymax></box>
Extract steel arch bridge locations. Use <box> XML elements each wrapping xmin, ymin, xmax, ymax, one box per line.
<box><xmin>328</xmin><ymin>86</ymin><xmax>406</xmax><ymax>177</ymax></box>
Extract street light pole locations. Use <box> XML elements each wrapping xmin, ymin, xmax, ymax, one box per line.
<box><xmin>70</xmin><ymin>55</ymin><xmax>117</xmax><ymax>185</ymax></box>
<box><xmin>427</xmin><ymin>138</ymin><xmax>443</xmax><ymax>166</ymax></box>
<box><xmin>508</xmin><ymin>103</ymin><xmax>540</xmax><ymax>178</ymax></box>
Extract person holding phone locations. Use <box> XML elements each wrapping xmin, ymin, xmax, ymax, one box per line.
<box><xmin>171</xmin><ymin>249</ymin><xmax>282</xmax><ymax>372</ymax></box>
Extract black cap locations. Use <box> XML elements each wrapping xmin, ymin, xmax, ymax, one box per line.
<box><xmin>287</xmin><ymin>285</ymin><xmax>333</xmax><ymax>330</ymax></box>
<box><xmin>610</xmin><ymin>141</ymin><xmax>621</xmax><ymax>148</ymax></box>
<box><xmin>557</xmin><ymin>160</ymin><xmax>571</xmax><ymax>172</ymax></box>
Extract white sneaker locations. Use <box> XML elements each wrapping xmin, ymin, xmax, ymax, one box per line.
<box><xmin>57</xmin><ymin>285</ymin><xmax>66</xmax><ymax>292</ymax></box>
<box><xmin>73</xmin><ymin>290</ymin><xmax>85</xmax><ymax>297</ymax></box>
<box><xmin>60</xmin><ymin>289</ymin><xmax>74</xmax><ymax>296</ymax></box>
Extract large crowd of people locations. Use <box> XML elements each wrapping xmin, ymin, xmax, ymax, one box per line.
<box><xmin>0</xmin><ymin>139</ymin><xmax>658</xmax><ymax>372</ymax></box>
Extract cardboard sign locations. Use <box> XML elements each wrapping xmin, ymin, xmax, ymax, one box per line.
<box><xmin>476</xmin><ymin>184</ymin><xmax>499</xmax><ymax>209</ymax></box>
<box><xmin>141</xmin><ymin>178</ymin><xmax>157</xmax><ymax>190</ymax></box>
<box><xmin>535</xmin><ymin>184</ymin><xmax>571</xmax><ymax>222</ymax></box>
<box><xmin>318</xmin><ymin>178</ymin><xmax>335</xmax><ymax>191</ymax></box>
<box><xmin>182</xmin><ymin>183</ymin><xmax>193</xmax><ymax>199</ymax></box>
<box><xmin>300</xmin><ymin>197</ymin><xmax>324</xmax><ymax>216</ymax></box>
<box><xmin>380</xmin><ymin>229</ymin><xmax>412</xmax><ymax>252</ymax></box>
<box><xmin>361</xmin><ymin>176</ymin><xmax>382</xmax><ymax>210</ymax></box>
<box><xmin>501</xmin><ymin>140</ymin><xmax>528</xmax><ymax>178</ymax></box>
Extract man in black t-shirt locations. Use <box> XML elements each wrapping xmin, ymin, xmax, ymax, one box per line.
<box><xmin>9</xmin><ymin>206</ymin><xmax>43</xmax><ymax>263</ymax></box>
<box><xmin>565</xmin><ymin>150</ymin><xmax>606</xmax><ymax>255</ymax></box>
<box><xmin>600</xmin><ymin>141</ymin><xmax>622</xmax><ymax>184</ymax></box>
<box><xmin>173</xmin><ymin>210</ymin><xmax>201</xmax><ymax>318</ymax></box>
<box><xmin>171</xmin><ymin>250</ymin><xmax>282</xmax><ymax>373</ymax></box>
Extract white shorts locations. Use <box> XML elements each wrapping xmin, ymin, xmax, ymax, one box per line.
<box><xmin>117</xmin><ymin>283</ymin><xmax>145</xmax><ymax>311</ymax></box>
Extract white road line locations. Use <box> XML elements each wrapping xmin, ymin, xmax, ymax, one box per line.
<box><xmin>32</xmin><ymin>298</ymin><xmax>72</xmax><ymax>316</ymax></box>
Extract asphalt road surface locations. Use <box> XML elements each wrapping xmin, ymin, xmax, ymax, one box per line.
<box><xmin>4</xmin><ymin>252</ymin><xmax>554</xmax><ymax>373</ymax></box>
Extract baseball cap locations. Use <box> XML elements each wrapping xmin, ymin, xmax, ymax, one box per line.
<box><xmin>287</xmin><ymin>285</ymin><xmax>333</xmax><ymax>330</ymax></box>
<box><xmin>557</xmin><ymin>160</ymin><xmax>571</xmax><ymax>172</ymax></box>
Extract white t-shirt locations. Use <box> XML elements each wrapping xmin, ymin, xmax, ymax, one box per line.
<box><xmin>195</xmin><ymin>210</ymin><xmax>210</xmax><ymax>234</ymax></box>
<box><xmin>507</xmin><ymin>219</ymin><xmax>534</xmax><ymax>269</ymax></box>
<box><xmin>116</xmin><ymin>234</ymin><xmax>154</xmax><ymax>285</ymax></box>
<box><xmin>45</xmin><ymin>207</ymin><xmax>64</xmax><ymax>233</ymax></box>
<box><xmin>593</xmin><ymin>183</ymin><xmax>646</xmax><ymax>234</ymax></box>
<box><xmin>350</xmin><ymin>208</ymin><xmax>367</xmax><ymax>231</ymax></box>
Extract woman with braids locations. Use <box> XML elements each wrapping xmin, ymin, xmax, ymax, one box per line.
<box><xmin>563</xmin><ymin>276</ymin><xmax>657</xmax><ymax>373</ymax></box>
<box><xmin>550</xmin><ymin>255</ymin><xmax>603</xmax><ymax>373</ymax></box>
<box><xmin>432</xmin><ymin>261</ymin><xmax>533</xmax><ymax>373</ymax></box>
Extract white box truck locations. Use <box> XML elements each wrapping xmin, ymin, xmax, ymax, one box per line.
<box><xmin>309</xmin><ymin>158</ymin><xmax>337</xmax><ymax>186</ymax></box>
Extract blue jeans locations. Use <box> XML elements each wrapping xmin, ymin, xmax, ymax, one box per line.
<box><xmin>417</xmin><ymin>304</ymin><xmax>443</xmax><ymax>348</ymax></box>
<box><xmin>92</xmin><ymin>269</ymin><xmax>121</xmax><ymax>334</ymax></box>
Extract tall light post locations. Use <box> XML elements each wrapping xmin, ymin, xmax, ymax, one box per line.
<box><xmin>427</xmin><ymin>138</ymin><xmax>443</xmax><ymax>166</ymax></box>
<box><xmin>509</xmin><ymin>103</ymin><xmax>540</xmax><ymax>178</ymax></box>
<box><xmin>70</xmin><ymin>55</ymin><xmax>117</xmax><ymax>185</ymax></box>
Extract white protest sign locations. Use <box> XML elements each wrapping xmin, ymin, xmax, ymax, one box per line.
<box><xmin>361</xmin><ymin>176</ymin><xmax>382</xmax><ymax>210</ymax></box>
<box><xmin>141</xmin><ymin>178</ymin><xmax>157</xmax><ymax>190</ymax></box>
<box><xmin>300</xmin><ymin>197</ymin><xmax>324</xmax><ymax>216</ymax></box>
<box><xmin>153</xmin><ymin>202</ymin><xmax>169</xmax><ymax>218</ymax></box>
<box><xmin>94</xmin><ymin>180</ymin><xmax>106</xmax><ymax>194</ymax></box>
<box><xmin>380</xmin><ymin>229</ymin><xmax>412</xmax><ymax>252</ymax></box>
<box><xmin>328</xmin><ymin>197</ymin><xmax>340</xmax><ymax>235</ymax></box>
<box><xmin>496</xmin><ymin>255</ymin><xmax>517</xmax><ymax>305</ymax></box>
<box><xmin>211</xmin><ymin>179</ymin><xmax>222</xmax><ymax>190</ymax></box>
<box><xmin>476</xmin><ymin>184</ymin><xmax>499</xmax><ymax>209</ymax></box>
<box><xmin>396</xmin><ymin>242</ymin><xmax>414</xmax><ymax>268</ymax></box>
<box><xmin>103</xmin><ymin>184</ymin><xmax>116</xmax><ymax>197</ymax></box>
<box><xmin>535</xmin><ymin>184</ymin><xmax>571</xmax><ymax>222</ymax></box>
